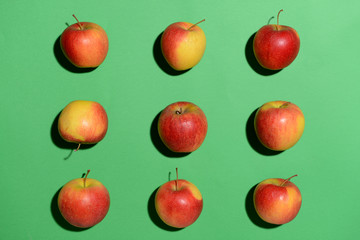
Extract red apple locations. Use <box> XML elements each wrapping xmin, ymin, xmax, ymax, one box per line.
<box><xmin>161</xmin><ymin>20</ymin><xmax>206</xmax><ymax>71</ymax></box>
<box><xmin>58</xmin><ymin>100</ymin><xmax>108</xmax><ymax>151</ymax></box>
<box><xmin>58</xmin><ymin>170</ymin><xmax>110</xmax><ymax>228</ymax></box>
<box><xmin>60</xmin><ymin>15</ymin><xmax>109</xmax><ymax>68</ymax></box>
<box><xmin>254</xmin><ymin>100</ymin><xmax>305</xmax><ymax>151</ymax></box>
<box><xmin>155</xmin><ymin>168</ymin><xmax>203</xmax><ymax>228</ymax></box>
<box><xmin>158</xmin><ymin>101</ymin><xmax>208</xmax><ymax>152</ymax></box>
<box><xmin>253</xmin><ymin>175</ymin><xmax>302</xmax><ymax>225</ymax></box>
<box><xmin>253</xmin><ymin>10</ymin><xmax>300</xmax><ymax>70</ymax></box>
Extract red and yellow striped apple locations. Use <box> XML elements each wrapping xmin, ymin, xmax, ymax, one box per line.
<box><xmin>254</xmin><ymin>100</ymin><xmax>304</xmax><ymax>151</ymax></box>
<box><xmin>158</xmin><ymin>101</ymin><xmax>208</xmax><ymax>153</ymax></box>
<box><xmin>161</xmin><ymin>20</ymin><xmax>206</xmax><ymax>71</ymax></box>
<box><xmin>253</xmin><ymin>175</ymin><xmax>302</xmax><ymax>225</ymax></box>
<box><xmin>60</xmin><ymin>15</ymin><xmax>109</xmax><ymax>68</ymax></box>
<box><xmin>253</xmin><ymin>10</ymin><xmax>300</xmax><ymax>70</ymax></box>
<box><xmin>155</xmin><ymin>168</ymin><xmax>203</xmax><ymax>228</ymax></box>
<box><xmin>58</xmin><ymin>170</ymin><xmax>110</xmax><ymax>228</ymax></box>
<box><xmin>58</xmin><ymin>100</ymin><xmax>108</xmax><ymax>150</ymax></box>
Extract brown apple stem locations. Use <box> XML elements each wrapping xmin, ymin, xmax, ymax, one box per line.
<box><xmin>84</xmin><ymin>169</ymin><xmax>90</xmax><ymax>188</ymax></box>
<box><xmin>72</xmin><ymin>14</ymin><xmax>83</xmax><ymax>30</ymax></box>
<box><xmin>188</xmin><ymin>19</ymin><xmax>205</xmax><ymax>31</ymax></box>
<box><xmin>175</xmin><ymin>168</ymin><xmax>179</xmax><ymax>191</ymax></box>
<box><xmin>175</xmin><ymin>108</ymin><xmax>183</xmax><ymax>115</ymax></box>
<box><xmin>276</xmin><ymin>9</ymin><xmax>283</xmax><ymax>31</ymax></box>
<box><xmin>74</xmin><ymin>143</ymin><xmax>81</xmax><ymax>152</ymax></box>
<box><xmin>280</xmin><ymin>174</ymin><xmax>298</xmax><ymax>186</ymax></box>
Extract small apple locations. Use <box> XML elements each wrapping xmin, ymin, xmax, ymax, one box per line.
<box><xmin>161</xmin><ymin>19</ymin><xmax>206</xmax><ymax>71</ymax></box>
<box><xmin>254</xmin><ymin>100</ymin><xmax>304</xmax><ymax>151</ymax></box>
<box><xmin>58</xmin><ymin>170</ymin><xmax>110</xmax><ymax>228</ymax></box>
<box><xmin>253</xmin><ymin>10</ymin><xmax>300</xmax><ymax>70</ymax></box>
<box><xmin>253</xmin><ymin>175</ymin><xmax>302</xmax><ymax>225</ymax></box>
<box><xmin>58</xmin><ymin>100</ymin><xmax>108</xmax><ymax>151</ymax></box>
<box><xmin>158</xmin><ymin>101</ymin><xmax>208</xmax><ymax>152</ymax></box>
<box><xmin>60</xmin><ymin>14</ymin><xmax>109</xmax><ymax>68</ymax></box>
<box><xmin>155</xmin><ymin>168</ymin><xmax>203</xmax><ymax>228</ymax></box>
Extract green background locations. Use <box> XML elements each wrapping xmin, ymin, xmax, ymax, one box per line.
<box><xmin>1</xmin><ymin>0</ymin><xmax>359</xmax><ymax>239</ymax></box>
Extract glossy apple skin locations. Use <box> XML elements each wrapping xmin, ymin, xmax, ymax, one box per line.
<box><xmin>161</xmin><ymin>21</ymin><xmax>206</xmax><ymax>71</ymax></box>
<box><xmin>253</xmin><ymin>24</ymin><xmax>300</xmax><ymax>70</ymax></box>
<box><xmin>58</xmin><ymin>100</ymin><xmax>108</xmax><ymax>145</ymax></box>
<box><xmin>155</xmin><ymin>179</ymin><xmax>203</xmax><ymax>228</ymax></box>
<box><xmin>60</xmin><ymin>21</ymin><xmax>109</xmax><ymax>68</ymax></box>
<box><xmin>254</xmin><ymin>101</ymin><xmax>304</xmax><ymax>151</ymax></box>
<box><xmin>58</xmin><ymin>177</ymin><xmax>110</xmax><ymax>228</ymax></box>
<box><xmin>158</xmin><ymin>101</ymin><xmax>208</xmax><ymax>152</ymax></box>
<box><xmin>253</xmin><ymin>177</ymin><xmax>302</xmax><ymax>225</ymax></box>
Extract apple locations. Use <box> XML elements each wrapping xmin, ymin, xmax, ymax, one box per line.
<box><xmin>254</xmin><ymin>100</ymin><xmax>305</xmax><ymax>151</ymax></box>
<box><xmin>158</xmin><ymin>101</ymin><xmax>208</xmax><ymax>152</ymax></box>
<box><xmin>58</xmin><ymin>170</ymin><xmax>110</xmax><ymax>228</ymax></box>
<box><xmin>253</xmin><ymin>175</ymin><xmax>302</xmax><ymax>225</ymax></box>
<box><xmin>253</xmin><ymin>10</ymin><xmax>300</xmax><ymax>70</ymax></box>
<box><xmin>161</xmin><ymin>19</ymin><xmax>206</xmax><ymax>71</ymax></box>
<box><xmin>155</xmin><ymin>168</ymin><xmax>203</xmax><ymax>228</ymax></box>
<box><xmin>58</xmin><ymin>100</ymin><xmax>108</xmax><ymax>151</ymax></box>
<box><xmin>60</xmin><ymin>14</ymin><xmax>109</xmax><ymax>68</ymax></box>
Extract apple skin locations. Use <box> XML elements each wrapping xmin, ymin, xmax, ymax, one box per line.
<box><xmin>60</xmin><ymin>19</ymin><xmax>109</xmax><ymax>68</ymax></box>
<box><xmin>254</xmin><ymin>101</ymin><xmax>304</xmax><ymax>151</ymax></box>
<box><xmin>58</xmin><ymin>100</ymin><xmax>108</xmax><ymax>145</ymax></box>
<box><xmin>158</xmin><ymin>101</ymin><xmax>208</xmax><ymax>152</ymax></box>
<box><xmin>161</xmin><ymin>21</ymin><xmax>206</xmax><ymax>71</ymax></box>
<box><xmin>253</xmin><ymin>22</ymin><xmax>300</xmax><ymax>70</ymax></box>
<box><xmin>253</xmin><ymin>176</ymin><xmax>302</xmax><ymax>225</ymax></box>
<box><xmin>155</xmin><ymin>179</ymin><xmax>203</xmax><ymax>228</ymax></box>
<box><xmin>58</xmin><ymin>172</ymin><xmax>110</xmax><ymax>228</ymax></box>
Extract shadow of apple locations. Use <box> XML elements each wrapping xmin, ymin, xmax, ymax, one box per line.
<box><xmin>245</xmin><ymin>32</ymin><xmax>281</xmax><ymax>76</ymax></box>
<box><xmin>245</xmin><ymin>184</ymin><xmax>280</xmax><ymax>229</ymax></box>
<box><xmin>150</xmin><ymin>111</ymin><xmax>190</xmax><ymax>158</ymax></box>
<box><xmin>53</xmin><ymin>35</ymin><xmax>96</xmax><ymax>74</ymax></box>
<box><xmin>147</xmin><ymin>187</ymin><xmax>183</xmax><ymax>231</ymax></box>
<box><xmin>51</xmin><ymin>187</ymin><xmax>90</xmax><ymax>231</ymax></box>
<box><xmin>152</xmin><ymin>32</ymin><xmax>190</xmax><ymax>76</ymax></box>
<box><xmin>245</xmin><ymin>108</ymin><xmax>283</xmax><ymax>156</ymax></box>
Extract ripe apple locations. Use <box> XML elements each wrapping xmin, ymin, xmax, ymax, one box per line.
<box><xmin>158</xmin><ymin>101</ymin><xmax>208</xmax><ymax>152</ymax></box>
<box><xmin>253</xmin><ymin>10</ymin><xmax>300</xmax><ymax>70</ymax></box>
<box><xmin>253</xmin><ymin>175</ymin><xmax>302</xmax><ymax>225</ymax></box>
<box><xmin>254</xmin><ymin>100</ymin><xmax>305</xmax><ymax>151</ymax></box>
<box><xmin>58</xmin><ymin>170</ymin><xmax>110</xmax><ymax>228</ymax></box>
<box><xmin>155</xmin><ymin>168</ymin><xmax>203</xmax><ymax>228</ymax></box>
<box><xmin>161</xmin><ymin>19</ymin><xmax>206</xmax><ymax>71</ymax></box>
<box><xmin>58</xmin><ymin>100</ymin><xmax>108</xmax><ymax>151</ymax></box>
<box><xmin>60</xmin><ymin>15</ymin><xmax>109</xmax><ymax>68</ymax></box>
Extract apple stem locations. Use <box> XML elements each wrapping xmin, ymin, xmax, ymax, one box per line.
<box><xmin>175</xmin><ymin>168</ymin><xmax>178</xmax><ymax>191</ymax></box>
<box><xmin>175</xmin><ymin>108</ymin><xmax>183</xmax><ymax>115</ymax></box>
<box><xmin>280</xmin><ymin>174</ymin><xmax>298</xmax><ymax>186</ymax></box>
<box><xmin>188</xmin><ymin>19</ymin><xmax>205</xmax><ymax>31</ymax></box>
<box><xmin>276</xmin><ymin>9</ymin><xmax>283</xmax><ymax>31</ymax></box>
<box><xmin>74</xmin><ymin>143</ymin><xmax>81</xmax><ymax>152</ymax></box>
<box><xmin>72</xmin><ymin>14</ymin><xmax>83</xmax><ymax>30</ymax></box>
<box><xmin>84</xmin><ymin>169</ymin><xmax>90</xmax><ymax>188</ymax></box>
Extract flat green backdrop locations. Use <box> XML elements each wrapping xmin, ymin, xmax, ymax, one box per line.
<box><xmin>1</xmin><ymin>0</ymin><xmax>359</xmax><ymax>239</ymax></box>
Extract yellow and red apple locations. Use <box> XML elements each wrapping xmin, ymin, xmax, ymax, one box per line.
<box><xmin>254</xmin><ymin>100</ymin><xmax>305</xmax><ymax>151</ymax></box>
<box><xmin>60</xmin><ymin>15</ymin><xmax>109</xmax><ymax>68</ymax></box>
<box><xmin>158</xmin><ymin>101</ymin><xmax>208</xmax><ymax>153</ymax></box>
<box><xmin>58</xmin><ymin>100</ymin><xmax>108</xmax><ymax>150</ymax></box>
<box><xmin>253</xmin><ymin>10</ymin><xmax>300</xmax><ymax>70</ymax></box>
<box><xmin>58</xmin><ymin>170</ymin><xmax>110</xmax><ymax>228</ymax></box>
<box><xmin>161</xmin><ymin>20</ymin><xmax>206</xmax><ymax>71</ymax></box>
<box><xmin>155</xmin><ymin>169</ymin><xmax>203</xmax><ymax>228</ymax></box>
<box><xmin>253</xmin><ymin>175</ymin><xmax>302</xmax><ymax>225</ymax></box>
